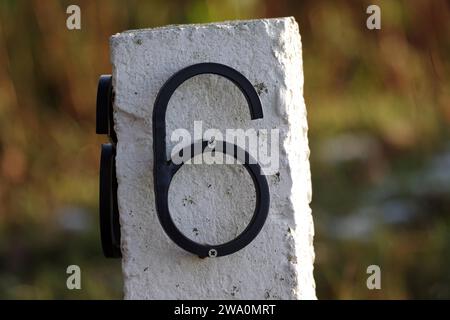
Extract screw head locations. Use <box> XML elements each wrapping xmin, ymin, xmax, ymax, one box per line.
<box><xmin>208</xmin><ymin>249</ymin><xmax>218</xmax><ymax>258</ymax></box>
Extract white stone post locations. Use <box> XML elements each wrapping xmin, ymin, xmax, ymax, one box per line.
<box><xmin>111</xmin><ymin>17</ymin><xmax>315</xmax><ymax>300</ymax></box>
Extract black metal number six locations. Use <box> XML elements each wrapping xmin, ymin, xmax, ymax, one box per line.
<box><xmin>96</xmin><ymin>75</ymin><xmax>121</xmax><ymax>258</ymax></box>
<box><xmin>153</xmin><ymin>63</ymin><xmax>270</xmax><ymax>258</ymax></box>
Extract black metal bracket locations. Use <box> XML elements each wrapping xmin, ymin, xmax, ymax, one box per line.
<box><xmin>96</xmin><ymin>75</ymin><xmax>121</xmax><ymax>258</ymax></box>
<box><xmin>153</xmin><ymin>63</ymin><xmax>270</xmax><ymax>258</ymax></box>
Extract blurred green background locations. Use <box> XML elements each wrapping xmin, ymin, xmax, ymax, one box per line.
<box><xmin>0</xmin><ymin>0</ymin><xmax>449</xmax><ymax>299</ymax></box>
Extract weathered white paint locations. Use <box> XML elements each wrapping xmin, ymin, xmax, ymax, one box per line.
<box><xmin>111</xmin><ymin>17</ymin><xmax>315</xmax><ymax>300</ymax></box>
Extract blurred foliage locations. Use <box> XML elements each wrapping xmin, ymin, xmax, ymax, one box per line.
<box><xmin>0</xmin><ymin>0</ymin><xmax>449</xmax><ymax>299</ymax></box>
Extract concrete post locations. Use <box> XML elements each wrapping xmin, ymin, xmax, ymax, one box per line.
<box><xmin>111</xmin><ymin>17</ymin><xmax>315</xmax><ymax>300</ymax></box>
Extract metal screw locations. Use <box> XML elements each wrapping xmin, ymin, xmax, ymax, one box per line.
<box><xmin>208</xmin><ymin>249</ymin><xmax>218</xmax><ymax>258</ymax></box>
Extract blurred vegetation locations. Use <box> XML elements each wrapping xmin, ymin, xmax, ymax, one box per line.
<box><xmin>0</xmin><ymin>0</ymin><xmax>449</xmax><ymax>299</ymax></box>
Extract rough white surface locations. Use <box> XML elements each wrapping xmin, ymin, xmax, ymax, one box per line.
<box><xmin>111</xmin><ymin>17</ymin><xmax>315</xmax><ymax>300</ymax></box>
